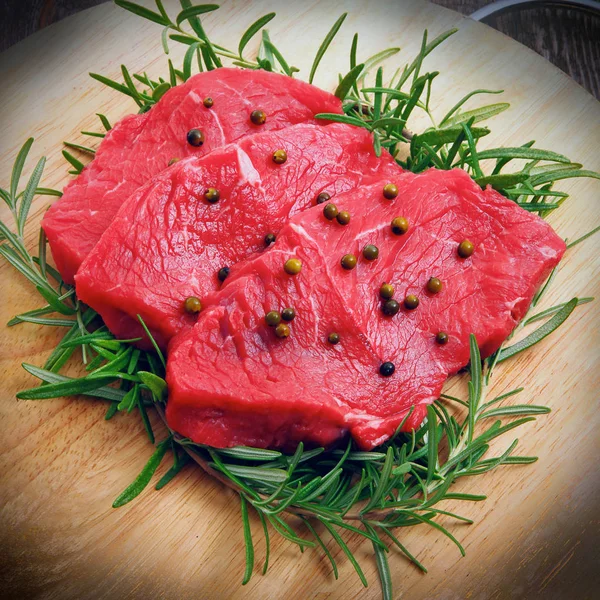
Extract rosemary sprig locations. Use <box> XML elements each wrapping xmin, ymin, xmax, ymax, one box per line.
<box><xmin>2</xmin><ymin>138</ymin><xmax>594</xmax><ymax>594</ymax></box>
<box><xmin>2</xmin><ymin>3</ymin><xmax>600</xmax><ymax>598</ymax></box>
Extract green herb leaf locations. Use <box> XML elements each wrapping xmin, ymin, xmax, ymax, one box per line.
<box><xmin>35</xmin><ymin>187</ymin><xmax>63</xmax><ymax>197</ymax></box>
<box><xmin>117</xmin><ymin>385</ymin><xmax>139</xmax><ymax>412</ymax></box>
<box><xmin>112</xmin><ymin>437</ymin><xmax>170</xmax><ymax>507</ymax></box>
<box><xmin>439</xmin><ymin>89</ymin><xmax>504</xmax><ymax>126</ymax></box>
<box><xmin>474</xmin><ymin>147</ymin><xmax>570</xmax><ymax>163</ymax></box>
<box><xmin>309</xmin><ymin>13</ymin><xmax>347</xmax><ymax>84</ymax></box>
<box><xmin>303</xmin><ymin>519</ymin><xmax>338</xmax><ymax>578</ymax></box>
<box><xmin>442</xmin><ymin>103</ymin><xmax>510</xmax><ymax>129</ymax></box>
<box><xmin>362</xmin><ymin>446</ymin><xmax>394</xmax><ymax>513</ymax></box>
<box><xmin>156</xmin><ymin>451</ymin><xmax>189</xmax><ymax>490</ymax></box>
<box><xmin>10</xmin><ymin>137</ymin><xmax>34</xmax><ymax>202</ymax></box>
<box><xmin>315</xmin><ymin>112</ymin><xmax>369</xmax><ymax>128</ymax></box>
<box><xmin>152</xmin><ymin>81</ymin><xmax>171</xmax><ymax>102</ymax></box>
<box><xmin>137</xmin><ymin>389</ymin><xmax>155</xmax><ymax>444</ymax></box>
<box><xmin>225</xmin><ymin>465</ymin><xmax>288</xmax><ymax>484</ymax></box>
<box><xmin>63</xmin><ymin>142</ymin><xmax>96</xmax><ymax>155</ymax></box>
<box><xmin>175</xmin><ymin>4</ymin><xmax>219</xmax><ymax>27</ymax></box>
<box><xmin>35</xmin><ymin>285</ymin><xmax>75</xmax><ymax>315</ymax></box>
<box><xmin>115</xmin><ymin>0</ymin><xmax>170</xmax><ymax>26</ymax></box>
<box><xmin>426</xmin><ymin>405</ymin><xmax>439</xmax><ymax>483</ymax></box>
<box><xmin>238</xmin><ymin>13</ymin><xmax>276</xmax><ymax>57</ymax></box>
<box><xmin>182</xmin><ymin>42</ymin><xmax>201</xmax><ymax>80</ymax></box>
<box><xmin>17</xmin><ymin>156</ymin><xmax>45</xmax><ymax>236</ymax></box>
<box><xmin>105</xmin><ymin>401</ymin><xmax>118</xmax><ymax>420</ymax></box>
<box><xmin>14</xmin><ymin>315</ymin><xmax>76</xmax><ymax>327</ymax></box>
<box><xmin>359</xmin><ymin>47</ymin><xmax>401</xmax><ymax>82</ymax></box>
<box><xmin>524</xmin><ymin>297</ymin><xmax>592</xmax><ymax>325</ymax></box>
<box><xmin>480</xmin><ymin>405</ymin><xmax>551</xmax><ymax>419</ymax></box>
<box><xmin>90</xmin><ymin>72</ymin><xmax>134</xmax><ymax>98</ymax></box>
<box><xmin>97</xmin><ymin>113</ymin><xmax>112</xmax><ymax>131</ymax></box>
<box><xmin>321</xmin><ymin>520</ymin><xmax>368</xmax><ymax>587</ymax></box>
<box><xmin>136</xmin><ymin>314</ymin><xmax>166</xmax><ymax>369</ymax></box>
<box><xmin>138</xmin><ymin>371</ymin><xmax>167</xmax><ymax>402</ymax></box>
<box><xmin>262</xmin><ymin>39</ymin><xmax>297</xmax><ymax>77</ymax></box>
<box><xmin>335</xmin><ymin>63</ymin><xmax>365</xmax><ymax>100</ymax></box>
<box><xmin>529</xmin><ymin>168</ymin><xmax>600</xmax><ymax>187</ymax></box>
<box><xmin>566</xmin><ymin>225</ymin><xmax>600</xmax><ymax>249</ymax></box>
<box><xmin>240</xmin><ymin>495</ymin><xmax>255</xmax><ymax>584</ymax></box>
<box><xmin>475</xmin><ymin>172</ymin><xmax>529</xmax><ymax>189</ymax></box>
<box><xmin>62</xmin><ymin>150</ymin><xmax>84</xmax><ymax>174</ymax></box>
<box><xmin>218</xmin><ymin>447</ymin><xmax>282</xmax><ymax>461</ymax></box>
<box><xmin>372</xmin><ymin>537</ymin><xmax>392</xmax><ymax>600</ymax></box>
<box><xmin>17</xmin><ymin>374</ymin><xmax>117</xmax><ymax>400</ymax></box>
<box><xmin>498</xmin><ymin>298</ymin><xmax>578</xmax><ymax>362</ymax></box>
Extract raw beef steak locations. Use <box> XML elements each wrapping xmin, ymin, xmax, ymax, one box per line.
<box><xmin>166</xmin><ymin>168</ymin><xmax>565</xmax><ymax>450</ymax></box>
<box><xmin>75</xmin><ymin>123</ymin><xmax>400</xmax><ymax>348</ymax></box>
<box><xmin>42</xmin><ymin>68</ymin><xmax>343</xmax><ymax>283</ymax></box>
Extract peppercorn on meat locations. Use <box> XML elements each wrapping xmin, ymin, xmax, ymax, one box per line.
<box><xmin>42</xmin><ymin>68</ymin><xmax>343</xmax><ymax>283</ymax></box>
<box><xmin>166</xmin><ymin>168</ymin><xmax>565</xmax><ymax>450</ymax></box>
<box><xmin>75</xmin><ymin>123</ymin><xmax>400</xmax><ymax>348</ymax></box>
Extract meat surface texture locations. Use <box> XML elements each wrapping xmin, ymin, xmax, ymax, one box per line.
<box><xmin>166</xmin><ymin>168</ymin><xmax>566</xmax><ymax>450</ymax></box>
<box><xmin>42</xmin><ymin>68</ymin><xmax>343</xmax><ymax>283</ymax></box>
<box><xmin>75</xmin><ymin>123</ymin><xmax>400</xmax><ymax>348</ymax></box>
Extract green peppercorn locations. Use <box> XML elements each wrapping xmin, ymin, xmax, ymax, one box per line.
<box><xmin>272</xmin><ymin>149</ymin><xmax>287</xmax><ymax>164</ymax></box>
<box><xmin>404</xmin><ymin>294</ymin><xmax>419</xmax><ymax>310</ymax></box>
<box><xmin>426</xmin><ymin>277</ymin><xmax>442</xmax><ymax>294</ymax></box>
<box><xmin>203</xmin><ymin>97</ymin><xmax>214</xmax><ymax>108</ymax></box>
<box><xmin>316</xmin><ymin>191</ymin><xmax>331</xmax><ymax>205</ymax></box>
<box><xmin>382</xmin><ymin>299</ymin><xmax>400</xmax><ymax>316</ymax></box>
<box><xmin>187</xmin><ymin>128</ymin><xmax>205</xmax><ymax>147</ymax></box>
<box><xmin>281</xmin><ymin>308</ymin><xmax>296</xmax><ymax>322</ymax></box>
<box><xmin>323</xmin><ymin>203</ymin><xmax>339</xmax><ymax>220</ymax></box>
<box><xmin>380</xmin><ymin>361</ymin><xmax>395</xmax><ymax>377</ymax></box>
<box><xmin>336</xmin><ymin>211</ymin><xmax>351</xmax><ymax>225</ymax></box>
<box><xmin>264</xmin><ymin>233</ymin><xmax>276</xmax><ymax>246</ymax></box>
<box><xmin>265</xmin><ymin>311</ymin><xmax>281</xmax><ymax>327</ymax></box>
<box><xmin>204</xmin><ymin>187</ymin><xmax>220</xmax><ymax>204</ymax></box>
<box><xmin>328</xmin><ymin>332</ymin><xmax>340</xmax><ymax>345</ymax></box>
<box><xmin>284</xmin><ymin>258</ymin><xmax>302</xmax><ymax>275</ymax></box>
<box><xmin>217</xmin><ymin>267</ymin><xmax>230</xmax><ymax>282</ymax></box>
<box><xmin>168</xmin><ymin>157</ymin><xmax>179</xmax><ymax>166</ymax></box>
<box><xmin>458</xmin><ymin>239</ymin><xmax>474</xmax><ymax>258</ymax></box>
<box><xmin>275</xmin><ymin>323</ymin><xmax>291</xmax><ymax>339</ymax></box>
<box><xmin>183</xmin><ymin>296</ymin><xmax>202</xmax><ymax>314</ymax></box>
<box><xmin>380</xmin><ymin>283</ymin><xmax>395</xmax><ymax>299</ymax></box>
<box><xmin>436</xmin><ymin>331</ymin><xmax>449</xmax><ymax>345</ymax></box>
<box><xmin>363</xmin><ymin>244</ymin><xmax>379</xmax><ymax>261</ymax></box>
<box><xmin>383</xmin><ymin>183</ymin><xmax>398</xmax><ymax>199</ymax></box>
<box><xmin>250</xmin><ymin>109</ymin><xmax>267</xmax><ymax>125</ymax></box>
<box><xmin>341</xmin><ymin>253</ymin><xmax>357</xmax><ymax>270</ymax></box>
<box><xmin>391</xmin><ymin>217</ymin><xmax>409</xmax><ymax>235</ymax></box>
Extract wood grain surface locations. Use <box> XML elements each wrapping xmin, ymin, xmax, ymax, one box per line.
<box><xmin>0</xmin><ymin>1</ymin><xmax>599</xmax><ymax>599</ymax></box>
<box><xmin>432</xmin><ymin>0</ymin><xmax>600</xmax><ymax>98</ymax></box>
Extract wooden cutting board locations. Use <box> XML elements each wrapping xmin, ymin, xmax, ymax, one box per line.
<box><xmin>1</xmin><ymin>1</ymin><xmax>598</xmax><ymax>598</ymax></box>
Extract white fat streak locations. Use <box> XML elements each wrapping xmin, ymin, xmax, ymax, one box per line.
<box><xmin>189</xmin><ymin>90</ymin><xmax>226</xmax><ymax>143</ymax></box>
<box><xmin>182</xmin><ymin>224</ymin><xmax>189</xmax><ymax>252</ymax></box>
<box><xmin>235</xmin><ymin>145</ymin><xmax>261</xmax><ymax>186</ymax></box>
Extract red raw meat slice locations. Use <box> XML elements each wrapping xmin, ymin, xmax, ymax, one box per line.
<box><xmin>166</xmin><ymin>168</ymin><xmax>565</xmax><ymax>450</ymax></box>
<box><xmin>42</xmin><ymin>68</ymin><xmax>343</xmax><ymax>283</ymax></box>
<box><xmin>75</xmin><ymin>123</ymin><xmax>400</xmax><ymax>348</ymax></box>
